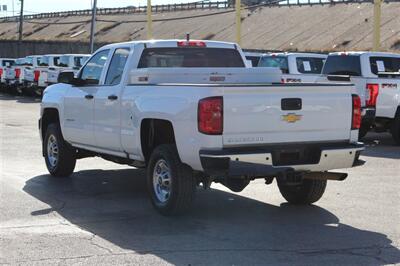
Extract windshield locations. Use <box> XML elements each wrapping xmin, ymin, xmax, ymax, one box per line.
<box><xmin>258</xmin><ymin>56</ymin><xmax>289</xmax><ymax>73</ymax></box>
<box><xmin>369</xmin><ymin>56</ymin><xmax>400</xmax><ymax>75</ymax></box>
<box><xmin>2</xmin><ymin>60</ymin><xmax>15</xmax><ymax>67</ymax></box>
<box><xmin>322</xmin><ymin>55</ymin><xmax>361</xmax><ymax>76</ymax></box>
<box><xmin>58</xmin><ymin>56</ymin><xmax>70</xmax><ymax>67</ymax></box>
<box><xmin>74</xmin><ymin>56</ymin><xmax>89</xmax><ymax>68</ymax></box>
<box><xmin>296</xmin><ymin>57</ymin><xmax>325</xmax><ymax>74</ymax></box>
<box><xmin>38</xmin><ymin>56</ymin><xmax>49</xmax><ymax>67</ymax></box>
<box><xmin>138</xmin><ymin>48</ymin><xmax>245</xmax><ymax>68</ymax></box>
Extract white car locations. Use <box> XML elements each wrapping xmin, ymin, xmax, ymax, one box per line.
<box><xmin>258</xmin><ymin>53</ymin><xmax>327</xmax><ymax>83</ymax></box>
<box><xmin>0</xmin><ymin>58</ymin><xmax>16</xmax><ymax>85</ymax></box>
<box><xmin>47</xmin><ymin>54</ymin><xmax>90</xmax><ymax>85</ymax></box>
<box><xmin>319</xmin><ymin>52</ymin><xmax>400</xmax><ymax>142</ymax></box>
<box><xmin>40</xmin><ymin>40</ymin><xmax>364</xmax><ymax>215</ymax></box>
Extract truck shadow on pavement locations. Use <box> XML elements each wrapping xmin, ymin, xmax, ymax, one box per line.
<box><xmin>23</xmin><ymin>168</ymin><xmax>400</xmax><ymax>265</ymax></box>
<box><xmin>361</xmin><ymin>133</ymin><xmax>400</xmax><ymax>159</ymax></box>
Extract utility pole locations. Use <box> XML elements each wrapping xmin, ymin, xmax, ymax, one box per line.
<box><xmin>89</xmin><ymin>0</ymin><xmax>97</xmax><ymax>53</ymax></box>
<box><xmin>372</xmin><ymin>0</ymin><xmax>382</xmax><ymax>51</ymax></box>
<box><xmin>18</xmin><ymin>0</ymin><xmax>24</xmax><ymax>42</ymax></box>
<box><xmin>235</xmin><ymin>0</ymin><xmax>241</xmax><ymax>46</ymax></box>
<box><xmin>147</xmin><ymin>0</ymin><xmax>153</xmax><ymax>39</ymax></box>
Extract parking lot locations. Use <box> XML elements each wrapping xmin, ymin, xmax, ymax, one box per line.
<box><xmin>0</xmin><ymin>93</ymin><xmax>399</xmax><ymax>265</ymax></box>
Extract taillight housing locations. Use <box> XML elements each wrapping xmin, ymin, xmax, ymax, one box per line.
<box><xmin>15</xmin><ymin>68</ymin><xmax>21</xmax><ymax>79</ymax></box>
<box><xmin>0</xmin><ymin>68</ymin><xmax>3</xmax><ymax>77</ymax></box>
<box><xmin>198</xmin><ymin>96</ymin><xmax>223</xmax><ymax>135</ymax></box>
<box><xmin>177</xmin><ymin>41</ymin><xmax>206</xmax><ymax>47</ymax></box>
<box><xmin>34</xmin><ymin>70</ymin><xmax>40</xmax><ymax>82</ymax></box>
<box><xmin>352</xmin><ymin>94</ymin><xmax>361</xmax><ymax>130</ymax></box>
<box><xmin>366</xmin><ymin>83</ymin><xmax>379</xmax><ymax>107</ymax></box>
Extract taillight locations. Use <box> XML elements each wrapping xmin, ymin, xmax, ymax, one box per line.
<box><xmin>34</xmin><ymin>70</ymin><xmax>40</xmax><ymax>82</ymax></box>
<box><xmin>366</xmin><ymin>83</ymin><xmax>379</xmax><ymax>107</ymax></box>
<box><xmin>281</xmin><ymin>78</ymin><xmax>285</xmax><ymax>84</ymax></box>
<box><xmin>0</xmin><ymin>68</ymin><xmax>3</xmax><ymax>77</ymax></box>
<box><xmin>198</xmin><ymin>96</ymin><xmax>223</xmax><ymax>135</ymax></box>
<box><xmin>15</xmin><ymin>68</ymin><xmax>21</xmax><ymax>79</ymax></box>
<box><xmin>352</xmin><ymin>94</ymin><xmax>361</xmax><ymax>130</ymax></box>
<box><xmin>177</xmin><ymin>41</ymin><xmax>206</xmax><ymax>47</ymax></box>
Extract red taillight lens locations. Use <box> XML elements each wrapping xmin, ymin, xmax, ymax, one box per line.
<box><xmin>198</xmin><ymin>96</ymin><xmax>223</xmax><ymax>135</ymax></box>
<box><xmin>34</xmin><ymin>70</ymin><xmax>40</xmax><ymax>82</ymax></box>
<box><xmin>15</xmin><ymin>68</ymin><xmax>21</xmax><ymax>78</ymax></box>
<box><xmin>177</xmin><ymin>41</ymin><xmax>206</xmax><ymax>47</ymax></box>
<box><xmin>0</xmin><ymin>68</ymin><xmax>3</xmax><ymax>77</ymax></box>
<box><xmin>352</xmin><ymin>94</ymin><xmax>361</xmax><ymax>130</ymax></box>
<box><xmin>366</xmin><ymin>83</ymin><xmax>379</xmax><ymax>107</ymax></box>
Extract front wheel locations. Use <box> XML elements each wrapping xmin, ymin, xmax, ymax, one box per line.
<box><xmin>44</xmin><ymin>123</ymin><xmax>76</xmax><ymax>177</ymax></box>
<box><xmin>277</xmin><ymin>177</ymin><xmax>327</xmax><ymax>205</ymax></box>
<box><xmin>147</xmin><ymin>144</ymin><xmax>196</xmax><ymax>216</ymax></box>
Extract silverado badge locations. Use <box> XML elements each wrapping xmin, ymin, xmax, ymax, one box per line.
<box><xmin>282</xmin><ymin>113</ymin><xmax>302</xmax><ymax>123</ymax></box>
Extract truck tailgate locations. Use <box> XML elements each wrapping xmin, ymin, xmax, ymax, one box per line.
<box><xmin>222</xmin><ymin>84</ymin><xmax>353</xmax><ymax>146</ymax></box>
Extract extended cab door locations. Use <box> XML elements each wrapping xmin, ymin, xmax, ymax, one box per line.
<box><xmin>93</xmin><ymin>47</ymin><xmax>131</xmax><ymax>152</ymax></box>
<box><xmin>63</xmin><ymin>50</ymin><xmax>110</xmax><ymax>147</ymax></box>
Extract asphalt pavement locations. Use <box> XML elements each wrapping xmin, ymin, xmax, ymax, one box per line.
<box><xmin>0</xmin><ymin>93</ymin><xmax>399</xmax><ymax>265</ymax></box>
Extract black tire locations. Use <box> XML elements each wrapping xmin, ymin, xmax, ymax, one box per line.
<box><xmin>277</xmin><ymin>178</ymin><xmax>327</xmax><ymax>205</ymax></box>
<box><xmin>147</xmin><ymin>144</ymin><xmax>196</xmax><ymax>216</ymax></box>
<box><xmin>390</xmin><ymin>114</ymin><xmax>400</xmax><ymax>145</ymax></box>
<box><xmin>358</xmin><ymin>125</ymin><xmax>369</xmax><ymax>139</ymax></box>
<box><xmin>44</xmin><ymin>123</ymin><xmax>76</xmax><ymax>177</ymax></box>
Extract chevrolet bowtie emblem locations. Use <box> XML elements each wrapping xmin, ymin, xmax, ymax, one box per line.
<box><xmin>282</xmin><ymin>113</ymin><xmax>302</xmax><ymax>123</ymax></box>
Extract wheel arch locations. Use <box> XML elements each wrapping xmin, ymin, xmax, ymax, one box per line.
<box><xmin>140</xmin><ymin>118</ymin><xmax>177</xmax><ymax>164</ymax></box>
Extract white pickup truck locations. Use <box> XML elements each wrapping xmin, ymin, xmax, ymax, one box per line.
<box><xmin>47</xmin><ymin>54</ymin><xmax>90</xmax><ymax>85</ymax></box>
<box><xmin>258</xmin><ymin>53</ymin><xmax>327</xmax><ymax>83</ymax></box>
<box><xmin>319</xmin><ymin>52</ymin><xmax>400</xmax><ymax>142</ymax></box>
<box><xmin>40</xmin><ymin>40</ymin><xmax>364</xmax><ymax>215</ymax></box>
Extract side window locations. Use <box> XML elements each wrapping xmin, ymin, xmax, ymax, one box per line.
<box><xmin>369</xmin><ymin>57</ymin><xmax>400</xmax><ymax>75</ymax></box>
<box><xmin>105</xmin><ymin>48</ymin><xmax>130</xmax><ymax>86</ymax></box>
<box><xmin>80</xmin><ymin>50</ymin><xmax>110</xmax><ymax>85</ymax></box>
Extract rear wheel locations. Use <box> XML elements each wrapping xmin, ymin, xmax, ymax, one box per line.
<box><xmin>44</xmin><ymin>123</ymin><xmax>76</xmax><ymax>177</ymax></box>
<box><xmin>277</xmin><ymin>177</ymin><xmax>327</xmax><ymax>205</ymax></box>
<box><xmin>390</xmin><ymin>114</ymin><xmax>400</xmax><ymax>145</ymax></box>
<box><xmin>147</xmin><ymin>144</ymin><xmax>196</xmax><ymax>215</ymax></box>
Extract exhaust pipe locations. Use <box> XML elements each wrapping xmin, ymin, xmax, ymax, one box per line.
<box><xmin>303</xmin><ymin>172</ymin><xmax>348</xmax><ymax>181</ymax></box>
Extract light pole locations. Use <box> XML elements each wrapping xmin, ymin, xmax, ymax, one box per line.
<box><xmin>89</xmin><ymin>0</ymin><xmax>97</xmax><ymax>53</ymax></box>
<box><xmin>372</xmin><ymin>0</ymin><xmax>382</xmax><ymax>51</ymax></box>
<box><xmin>147</xmin><ymin>0</ymin><xmax>153</xmax><ymax>39</ymax></box>
<box><xmin>235</xmin><ymin>0</ymin><xmax>241</xmax><ymax>46</ymax></box>
<box><xmin>18</xmin><ymin>0</ymin><xmax>24</xmax><ymax>42</ymax></box>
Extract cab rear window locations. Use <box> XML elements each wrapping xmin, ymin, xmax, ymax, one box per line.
<box><xmin>258</xmin><ymin>56</ymin><xmax>289</xmax><ymax>74</ymax></box>
<box><xmin>296</xmin><ymin>57</ymin><xmax>325</xmax><ymax>74</ymax></box>
<box><xmin>369</xmin><ymin>56</ymin><xmax>400</xmax><ymax>75</ymax></box>
<box><xmin>322</xmin><ymin>55</ymin><xmax>361</xmax><ymax>76</ymax></box>
<box><xmin>138</xmin><ymin>48</ymin><xmax>245</xmax><ymax>68</ymax></box>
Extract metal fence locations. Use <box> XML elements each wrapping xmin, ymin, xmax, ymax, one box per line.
<box><xmin>0</xmin><ymin>0</ymin><xmax>399</xmax><ymax>22</ymax></box>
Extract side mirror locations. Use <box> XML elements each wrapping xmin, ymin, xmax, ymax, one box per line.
<box><xmin>58</xmin><ymin>71</ymin><xmax>75</xmax><ymax>84</ymax></box>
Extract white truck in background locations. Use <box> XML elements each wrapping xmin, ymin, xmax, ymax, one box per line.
<box><xmin>36</xmin><ymin>54</ymin><xmax>61</xmax><ymax>93</ymax></box>
<box><xmin>24</xmin><ymin>55</ymin><xmax>43</xmax><ymax>95</ymax></box>
<box><xmin>318</xmin><ymin>52</ymin><xmax>400</xmax><ymax>143</ymax></box>
<box><xmin>47</xmin><ymin>54</ymin><xmax>90</xmax><ymax>85</ymax></box>
<box><xmin>0</xmin><ymin>58</ymin><xmax>15</xmax><ymax>85</ymax></box>
<box><xmin>4</xmin><ymin>58</ymin><xmax>27</xmax><ymax>94</ymax></box>
<box><xmin>244</xmin><ymin>52</ymin><xmax>263</xmax><ymax>67</ymax></box>
<box><xmin>40</xmin><ymin>40</ymin><xmax>364</xmax><ymax>215</ymax></box>
<box><xmin>258</xmin><ymin>53</ymin><xmax>327</xmax><ymax>83</ymax></box>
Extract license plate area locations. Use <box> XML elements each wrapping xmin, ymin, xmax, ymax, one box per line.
<box><xmin>272</xmin><ymin>147</ymin><xmax>321</xmax><ymax>166</ymax></box>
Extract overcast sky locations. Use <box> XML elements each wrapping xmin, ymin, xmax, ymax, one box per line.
<box><xmin>0</xmin><ymin>0</ymin><xmax>213</xmax><ymax>16</ymax></box>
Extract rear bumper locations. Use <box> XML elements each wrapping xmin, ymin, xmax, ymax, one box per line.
<box><xmin>200</xmin><ymin>142</ymin><xmax>364</xmax><ymax>178</ymax></box>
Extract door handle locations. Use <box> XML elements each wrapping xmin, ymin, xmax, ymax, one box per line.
<box><xmin>84</xmin><ymin>94</ymin><xmax>94</xmax><ymax>99</ymax></box>
<box><xmin>108</xmin><ymin>95</ymin><xmax>118</xmax><ymax>101</ymax></box>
